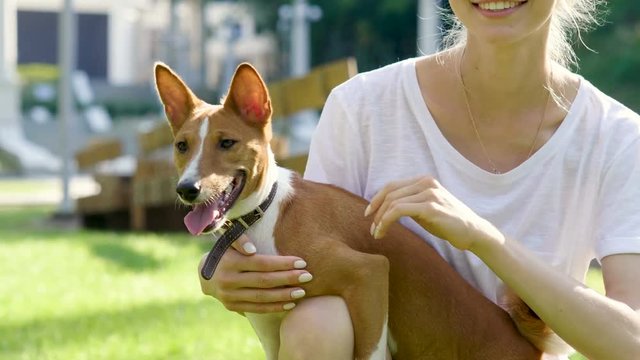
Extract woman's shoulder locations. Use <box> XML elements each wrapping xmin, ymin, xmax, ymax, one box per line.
<box><xmin>579</xmin><ymin>79</ymin><xmax>640</xmax><ymax>135</ymax></box>
<box><xmin>570</xmin><ymin>78</ymin><xmax>640</xmax><ymax>165</ymax></box>
<box><xmin>330</xmin><ymin>57</ymin><xmax>418</xmax><ymax>100</ymax></box>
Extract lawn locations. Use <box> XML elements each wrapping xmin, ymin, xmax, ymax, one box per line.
<box><xmin>0</xmin><ymin>206</ymin><xmax>602</xmax><ymax>360</ymax></box>
<box><xmin>0</xmin><ymin>206</ymin><xmax>263</xmax><ymax>360</ymax></box>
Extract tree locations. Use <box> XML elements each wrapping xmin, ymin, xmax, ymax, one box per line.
<box><xmin>576</xmin><ymin>2</ymin><xmax>640</xmax><ymax>110</ymax></box>
<box><xmin>244</xmin><ymin>0</ymin><xmax>418</xmax><ymax>72</ymax></box>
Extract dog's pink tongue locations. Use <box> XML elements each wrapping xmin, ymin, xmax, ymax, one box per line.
<box><xmin>184</xmin><ymin>204</ymin><xmax>218</xmax><ymax>235</ymax></box>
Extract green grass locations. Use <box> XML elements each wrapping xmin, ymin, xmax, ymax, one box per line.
<box><xmin>0</xmin><ymin>206</ymin><xmax>604</xmax><ymax>359</ymax></box>
<box><xmin>0</xmin><ymin>206</ymin><xmax>263</xmax><ymax>360</ymax></box>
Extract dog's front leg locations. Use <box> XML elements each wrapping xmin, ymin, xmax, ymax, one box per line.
<box><xmin>340</xmin><ymin>252</ymin><xmax>390</xmax><ymax>360</ymax></box>
<box><xmin>246</xmin><ymin>312</ymin><xmax>285</xmax><ymax>360</ymax></box>
<box><xmin>295</xmin><ymin>240</ymin><xmax>390</xmax><ymax>360</ymax></box>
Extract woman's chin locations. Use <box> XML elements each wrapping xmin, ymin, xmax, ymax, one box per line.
<box><xmin>466</xmin><ymin>23</ymin><xmax>548</xmax><ymax>48</ymax></box>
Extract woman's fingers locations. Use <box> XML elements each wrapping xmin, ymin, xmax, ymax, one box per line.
<box><xmin>220</xmin><ymin>267</ymin><xmax>313</xmax><ymax>289</ymax></box>
<box><xmin>223</xmin><ymin>301</ymin><xmax>300</xmax><ymax>314</ymax></box>
<box><xmin>213</xmin><ymin>246</ymin><xmax>307</xmax><ymax>273</ymax></box>
<box><xmin>199</xmin><ymin>250</ymin><xmax>309</xmax><ymax>291</ymax></box>
<box><xmin>219</xmin><ymin>287</ymin><xmax>307</xmax><ymax>305</ymax></box>
<box><xmin>371</xmin><ymin>184</ymin><xmax>432</xmax><ymax>227</ymax></box>
<box><xmin>235</xmin><ymin>252</ymin><xmax>308</xmax><ymax>272</ymax></box>
<box><xmin>198</xmin><ymin>247</ymin><xmax>312</xmax><ymax>314</ymax></box>
<box><xmin>365</xmin><ymin>176</ymin><xmax>424</xmax><ymax>217</ymax></box>
<box><xmin>365</xmin><ymin>175</ymin><xmax>498</xmax><ymax>251</ymax></box>
<box><xmin>373</xmin><ymin>199</ymin><xmax>429</xmax><ymax>239</ymax></box>
<box><xmin>367</xmin><ymin>177</ymin><xmax>441</xmax><ymax>237</ymax></box>
<box><xmin>230</xmin><ymin>235</ymin><xmax>308</xmax><ymax>270</ymax></box>
<box><xmin>231</xmin><ymin>234</ymin><xmax>257</xmax><ymax>255</ymax></box>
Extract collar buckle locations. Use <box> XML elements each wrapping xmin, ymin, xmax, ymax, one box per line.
<box><xmin>213</xmin><ymin>219</ymin><xmax>234</xmax><ymax>237</ymax></box>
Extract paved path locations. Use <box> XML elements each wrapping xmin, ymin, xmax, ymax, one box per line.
<box><xmin>0</xmin><ymin>175</ymin><xmax>100</xmax><ymax>207</ymax></box>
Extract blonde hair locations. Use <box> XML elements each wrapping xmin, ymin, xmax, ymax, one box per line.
<box><xmin>442</xmin><ymin>0</ymin><xmax>606</xmax><ymax>68</ymax></box>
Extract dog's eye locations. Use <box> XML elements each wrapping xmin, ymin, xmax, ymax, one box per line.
<box><xmin>175</xmin><ymin>141</ymin><xmax>188</xmax><ymax>154</ymax></box>
<box><xmin>218</xmin><ymin>139</ymin><xmax>237</xmax><ymax>150</ymax></box>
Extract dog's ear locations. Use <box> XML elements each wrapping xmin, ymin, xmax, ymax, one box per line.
<box><xmin>154</xmin><ymin>62</ymin><xmax>200</xmax><ymax>134</ymax></box>
<box><xmin>224</xmin><ymin>63</ymin><xmax>272</xmax><ymax>127</ymax></box>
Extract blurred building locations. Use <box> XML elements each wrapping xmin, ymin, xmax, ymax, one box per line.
<box><xmin>2</xmin><ymin>0</ymin><xmax>277</xmax><ymax>174</ymax></box>
<box><xmin>16</xmin><ymin>0</ymin><xmax>277</xmax><ymax>88</ymax></box>
<box><xmin>201</xmin><ymin>1</ymin><xmax>277</xmax><ymax>89</ymax></box>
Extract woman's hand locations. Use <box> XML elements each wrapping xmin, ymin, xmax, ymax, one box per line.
<box><xmin>365</xmin><ymin>176</ymin><xmax>502</xmax><ymax>251</ymax></box>
<box><xmin>198</xmin><ymin>235</ymin><xmax>313</xmax><ymax>314</ymax></box>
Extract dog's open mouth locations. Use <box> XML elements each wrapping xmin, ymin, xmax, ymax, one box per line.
<box><xmin>183</xmin><ymin>171</ymin><xmax>246</xmax><ymax>236</ymax></box>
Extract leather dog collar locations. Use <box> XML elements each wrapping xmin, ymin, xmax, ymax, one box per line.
<box><xmin>200</xmin><ymin>182</ymin><xmax>279</xmax><ymax>280</ymax></box>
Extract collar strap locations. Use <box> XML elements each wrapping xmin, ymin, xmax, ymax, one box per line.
<box><xmin>200</xmin><ymin>181</ymin><xmax>279</xmax><ymax>280</ymax></box>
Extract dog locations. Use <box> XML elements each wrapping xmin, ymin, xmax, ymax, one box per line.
<box><xmin>154</xmin><ymin>61</ymin><xmax>562</xmax><ymax>359</ymax></box>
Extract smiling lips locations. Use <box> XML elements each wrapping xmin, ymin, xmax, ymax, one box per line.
<box><xmin>471</xmin><ymin>1</ymin><xmax>526</xmax><ymax>11</ymax></box>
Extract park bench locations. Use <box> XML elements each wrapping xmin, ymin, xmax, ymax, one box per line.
<box><xmin>129</xmin><ymin>122</ymin><xmax>187</xmax><ymax>231</ymax></box>
<box><xmin>74</xmin><ymin>137</ymin><xmax>133</xmax><ymax>229</ymax></box>
<box><xmin>269</xmin><ymin>57</ymin><xmax>358</xmax><ymax>172</ymax></box>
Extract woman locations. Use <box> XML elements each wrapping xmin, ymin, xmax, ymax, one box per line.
<box><xmin>200</xmin><ymin>0</ymin><xmax>640</xmax><ymax>359</ymax></box>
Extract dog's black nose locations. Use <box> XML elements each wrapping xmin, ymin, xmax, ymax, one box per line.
<box><xmin>176</xmin><ymin>180</ymin><xmax>201</xmax><ymax>202</ymax></box>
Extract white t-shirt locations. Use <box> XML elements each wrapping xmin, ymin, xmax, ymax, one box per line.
<box><xmin>304</xmin><ymin>57</ymin><xmax>640</xmax><ymax>304</ymax></box>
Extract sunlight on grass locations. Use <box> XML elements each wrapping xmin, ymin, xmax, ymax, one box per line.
<box><xmin>0</xmin><ymin>207</ymin><xmax>263</xmax><ymax>360</ymax></box>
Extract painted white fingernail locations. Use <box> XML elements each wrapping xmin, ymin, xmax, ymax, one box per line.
<box><xmin>291</xmin><ymin>289</ymin><xmax>306</xmax><ymax>299</ymax></box>
<box><xmin>283</xmin><ymin>303</ymin><xmax>296</xmax><ymax>311</ymax></box>
<box><xmin>364</xmin><ymin>204</ymin><xmax>372</xmax><ymax>217</ymax></box>
<box><xmin>374</xmin><ymin>223</ymin><xmax>382</xmax><ymax>239</ymax></box>
<box><xmin>298</xmin><ymin>273</ymin><xmax>313</xmax><ymax>283</ymax></box>
<box><xmin>369</xmin><ymin>223</ymin><xmax>380</xmax><ymax>237</ymax></box>
<box><xmin>243</xmin><ymin>242</ymin><xmax>257</xmax><ymax>254</ymax></box>
<box><xmin>294</xmin><ymin>260</ymin><xmax>307</xmax><ymax>269</ymax></box>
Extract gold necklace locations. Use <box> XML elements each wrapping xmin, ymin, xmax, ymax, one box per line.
<box><xmin>458</xmin><ymin>55</ymin><xmax>551</xmax><ymax>174</ymax></box>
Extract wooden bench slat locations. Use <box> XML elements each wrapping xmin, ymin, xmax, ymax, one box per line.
<box><xmin>268</xmin><ymin>82</ymin><xmax>285</xmax><ymax>119</ymax></box>
<box><xmin>75</xmin><ymin>137</ymin><xmax>123</xmax><ymax>170</ymax></box>
<box><xmin>280</xmin><ymin>70</ymin><xmax>325</xmax><ymax>116</ymax></box>
<box><xmin>277</xmin><ymin>154</ymin><xmax>309</xmax><ymax>174</ymax></box>
<box><xmin>138</xmin><ymin>122</ymin><xmax>174</xmax><ymax>156</ymax></box>
<box><xmin>322</xmin><ymin>57</ymin><xmax>358</xmax><ymax>93</ymax></box>
<box><xmin>269</xmin><ymin>57</ymin><xmax>357</xmax><ymax>119</ymax></box>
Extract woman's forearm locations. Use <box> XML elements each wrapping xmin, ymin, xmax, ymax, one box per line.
<box><xmin>471</xmin><ymin>234</ymin><xmax>640</xmax><ymax>359</ymax></box>
<box><xmin>366</xmin><ymin>176</ymin><xmax>640</xmax><ymax>358</ymax></box>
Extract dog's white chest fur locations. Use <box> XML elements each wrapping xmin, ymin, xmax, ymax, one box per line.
<box><xmin>240</xmin><ymin>167</ymin><xmax>295</xmax><ymax>360</ymax></box>
<box><xmin>243</xmin><ymin>167</ymin><xmax>294</xmax><ymax>256</ymax></box>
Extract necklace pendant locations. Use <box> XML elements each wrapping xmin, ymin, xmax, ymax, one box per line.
<box><xmin>492</xmin><ymin>167</ymin><xmax>501</xmax><ymax>174</ymax></box>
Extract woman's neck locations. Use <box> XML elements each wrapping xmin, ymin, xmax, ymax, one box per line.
<box><xmin>458</xmin><ymin>31</ymin><xmax>554</xmax><ymax>117</ymax></box>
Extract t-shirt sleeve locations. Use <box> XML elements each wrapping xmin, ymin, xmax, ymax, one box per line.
<box><xmin>595</xmin><ymin>138</ymin><xmax>640</xmax><ymax>261</ymax></box>
<box><xmin>303</xmin><ymin>89</ymin><xmax>365</xmax><ymax>196</ymax></box>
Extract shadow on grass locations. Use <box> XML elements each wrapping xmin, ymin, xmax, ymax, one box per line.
<box><xmin>89</xmin><ymin>242</ymin><xmax>162</xmax><ymax>271</ymax></box>
<box><xmin>0</xmin><ymin>206</ymin><xmax>53</xmax><ymax>233</ymax></box>
<box><xmin>0</xmin><ymin>298</ymin><xmax>252</xmax><ymax>356</ymax></box>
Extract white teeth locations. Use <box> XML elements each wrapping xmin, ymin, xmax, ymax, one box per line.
<box><xmin>478</xmin><ymin>1</ymin><xmax>520</xmax><ymax>11</ymax></box>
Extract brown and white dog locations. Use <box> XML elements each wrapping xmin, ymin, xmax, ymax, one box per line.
<box><xmin>154</xmin><ymin>62</ymin><xmax>564</xmax><ymax>359</ymax></box>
